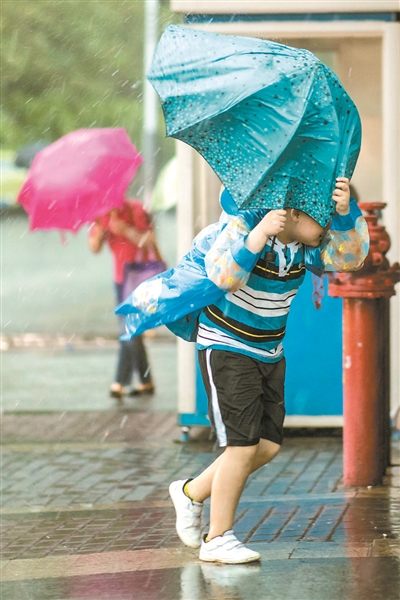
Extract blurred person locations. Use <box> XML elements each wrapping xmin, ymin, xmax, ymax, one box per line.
<box><xmin>89</xmin><ymin>198</ymin><xmax>157</xmax><ymax>399</ymax></box>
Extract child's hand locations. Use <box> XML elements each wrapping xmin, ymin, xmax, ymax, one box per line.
<box><xmin>333</xmin><ymin>177</ymin><xmax>350</xmax><ymax>215</ymax></box>
<box><xmin>259</xmin><ymin>209</ymin><xmax>287</xmax><ymax>238</ymax></box>
<box><xmin>245</xmin><ymin>209</ymin><xmax>286</xmax><ymax>254</ymax></box>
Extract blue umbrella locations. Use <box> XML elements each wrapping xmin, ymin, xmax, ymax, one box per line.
<box><xmin>148</xmin><ymin>25</ymin><xmax>361</xmax><ymax>228</ymax></box>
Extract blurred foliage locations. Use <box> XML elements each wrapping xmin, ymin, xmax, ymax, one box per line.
<box><xmin>1</xmin><ymin>0</ymin><xmax>181</xmax><ymax>172</ymax></box>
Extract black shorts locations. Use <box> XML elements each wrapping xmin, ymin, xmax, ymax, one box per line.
<box><xmin>198</xmin><ymin>349</ymin><xmax>286</xmax><ymax>447</ymax></box>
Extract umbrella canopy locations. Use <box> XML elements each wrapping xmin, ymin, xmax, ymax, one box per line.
<box><xmin>17</xmin><ymin>128</ymin><xmax>142</xmax><ymax>232</ymax></box>
<box><xmin>148</xmin><ymin>25</ymin><xmax>361</xmax><ymax>227</ymax></box>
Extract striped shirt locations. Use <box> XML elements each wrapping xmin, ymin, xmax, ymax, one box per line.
<box><xmin>197</xmin><ymin>237</ymin><xmax>304</xmax><ymax>362</ymax></box>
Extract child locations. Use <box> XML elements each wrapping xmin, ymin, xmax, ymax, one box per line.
<box><xmin>169</xmin><ymin>178</ymin><xmax>369</xmax><ymax>564</ymax></box>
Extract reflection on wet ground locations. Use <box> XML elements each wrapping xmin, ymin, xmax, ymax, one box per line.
<box><xmin>2</xmin><ymin>556</ymin><xmax>400</xmax><ymax>600</ymax></box>
<box><xmin>1</xmin><ymin>411</ymin><xmax>399</xmax><ymax>600</ymax></box>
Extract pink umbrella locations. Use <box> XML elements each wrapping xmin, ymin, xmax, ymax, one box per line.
<box><xmin>17</xmin><ymin>128</ymin><xmax>143</xmax><ymax>232</ymax></box>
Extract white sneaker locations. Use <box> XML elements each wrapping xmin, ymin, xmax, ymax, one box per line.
<box><xmin>169</xmin><ymin>479</ymin><xmax>203</xmax><ymax>549</ymax></box>
<box><xmin>199</xmin><ymin>530</ymin><xmax>261</xmax><ymax>564</ymax></box>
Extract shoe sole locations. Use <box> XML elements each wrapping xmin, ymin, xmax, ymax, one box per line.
<box><xmin>169</xmin><ymin>483</ymin><xmax>201</xmax><ymax>549</ymax></box>
<box><xmin>199</xmin><ymin>554</ymin><xmax>261</xmax><ymax>564</ymax></box>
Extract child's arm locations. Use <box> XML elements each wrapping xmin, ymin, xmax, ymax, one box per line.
<box><xmin>205</xmin><ymin>210</ymin><xmax>285</xmax><ymax>292</ymax></box>
<box><xmin>305</xmin><ymin>178</ymin><xmax>369</xmax><ymax>275</ymax></box>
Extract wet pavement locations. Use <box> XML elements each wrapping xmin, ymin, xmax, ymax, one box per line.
<box><xmin>1</xmin><ymin>403</ymin><xmax>400</xmax><ymax>599</ymax></box>
<box><xmin>2</xmin><ymin>338</ymin><xmax>177</xmax><ymax>412</ymax></box>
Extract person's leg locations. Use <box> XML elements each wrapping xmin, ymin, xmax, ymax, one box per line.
<box><xmin>187</xmin><ymin>437</ymin><xmax>280</xmax><ymax>503</ymax></box>
<box><xmin>110</xmin><ymin>283</ymin><xmax>134</xmax><ymax>397</ymax></box>
<box><xmin>208</xmin><ymin>445</ymin><xmax>258</xmax><ymax>538</ymax></box>
<box><xmin>129</xmin><ymin>335</ymin><xmax>154</xmax><ymax>394</ymax></box>
<box><xmin>192</xmin><ymin>355</ymin><xmax>285</xmax><ymax>514</ymax></box>
<box><xmin>197</xmin><ymin>356</ymin><xmax>285</xmax><ymax>537</ymax></box>
<box><xmin>114</xmin><ymin>337</ymin><xmax>135</xmax><ymax>386</ymax></box>
<box><xmin>171</xmin><ymin>350</ymin><xmax>268</xmax><ymax>559</ymax></box>
<box><xmin>201</xmin><ymin>353</ymin><xmax>286</xmax><ymax>564</ymax></box>
<box><xmin>169</xmin><ymin>438</ymin><xmax>279</xmax><ymax>549</ymax></box>
<box><xmin>170</xmin><ymin>351</ymin><xmax>284</xmax><ymax>562</ymax></box>
<box><xmin>198</xmin><ymin>443</ymin><xmax>264</xmax><ymax>563</ymax></box>
<box><xmin>133</xmin><ymin>335</ymin><xmax>152</xmax><ymax>383</ymax></box>
<box><xmin>189</xmin><ymin>439</ymin><xmax>279</xmax><ymax>538</ymax></box>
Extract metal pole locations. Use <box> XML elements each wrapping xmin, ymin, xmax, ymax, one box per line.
<box><xmin>142</xmin><ymin>0</ymin><xmax>159</xmax><ymax>209</ymax></box>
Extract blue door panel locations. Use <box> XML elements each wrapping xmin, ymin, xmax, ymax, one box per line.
<box><xmin>284</xmin><ymin>272</ymin><xmax>343</xmax><ymax>416</ymax></box>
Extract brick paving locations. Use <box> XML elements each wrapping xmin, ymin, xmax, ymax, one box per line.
<box><xmin>1</xmin><ymin>439</ymin><xmax>343</xmax><ymax>511</ymax></box>
<box><xmin>1</xmin><ymin>410</ymin><xmax>179</xmax><ymax>445</ymax></box>
<box><xmin>2</xmin><ymin>410</ymin><xmax>400</xmax><ymax>568</ymax></box>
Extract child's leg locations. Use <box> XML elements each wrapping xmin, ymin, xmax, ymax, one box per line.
<box><xmin>169</xmin><ymin>438</ymin><xmax>279</xmax><ymax>549</ymax></box>
<box><xmin>170</xmin><ymin>350</ymin><xmax>285</xmax><ymax>562</ymax></box>
<box><xmin>208</xmin><ymin>445</ymin><xmax>258</xmax><ymax>538</ymax></box>
<box><xmin>187</xmin><ymin>438</ymin><xmax>280</xmax><ymax>503</ymax></box>
<box><xmin>188</xmin><ymin>439</ymin><xmax>279</xmax><ymax>538</ymax></box>
<box><xmin>195</xmin><ymin>350</ymin><xmax>285</xmax><ymax>541</ymax></box>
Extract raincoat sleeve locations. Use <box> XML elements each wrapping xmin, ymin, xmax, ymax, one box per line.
<box><xmin>305</xmin><ymin>198</ymin><xmax>369</xmax><ymax>276</ymax></box>
<box><xmin>204</xmin><ymin>215</ymin><xmax>261</xmax><ymax>292</ymax></box>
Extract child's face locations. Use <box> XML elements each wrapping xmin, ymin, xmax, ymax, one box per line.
<box><xmin>292</xmin><ymin>212</ymin><xmax>325</xmax><ymax>247</ymax></box>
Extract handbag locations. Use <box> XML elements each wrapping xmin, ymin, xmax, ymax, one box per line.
<box><xmin>122</xmin><ymin>238</ymin><xmax>167</xmax><ymax>301</ymax></box>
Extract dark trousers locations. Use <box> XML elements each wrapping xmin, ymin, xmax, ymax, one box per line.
<box><xmin>115</xmin><ymin>283</ymin><xmax>152</xmax><ymax>387</ymax></box>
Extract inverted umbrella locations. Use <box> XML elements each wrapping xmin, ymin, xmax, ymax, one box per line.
<box><xmin>17</xmin><ymin>128</ymin><xmax>142</xmax><ymax>232</ymax></box>
<box><xmin>148</xmin><ymin>25</ymin><xmax>361</xmax><ymax>227</ymax></box>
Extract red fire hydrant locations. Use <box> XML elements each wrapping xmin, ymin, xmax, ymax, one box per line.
<box><xmin>328</xmin><ymin>202</ymin><xmax>400</xmax><ymax>487</ymax></box>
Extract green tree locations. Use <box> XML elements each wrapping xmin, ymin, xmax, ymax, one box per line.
<box><xmin>1</xmin><ymin>0</ymin><xmax>179</xmax><ymax>171</ymax></box>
